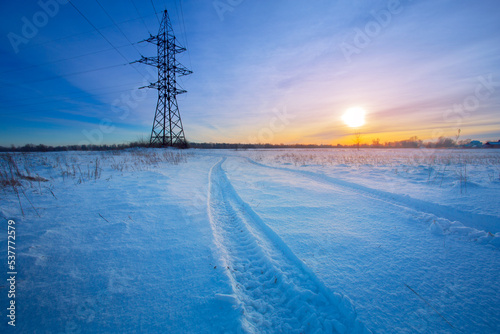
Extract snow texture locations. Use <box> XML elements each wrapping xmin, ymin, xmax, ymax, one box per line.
<box><xmin>0</xmin><ymin>148</ymin><xmax>498</xmax><ymax>333</ymax></box>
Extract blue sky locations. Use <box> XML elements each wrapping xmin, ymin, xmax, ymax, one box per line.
<box><xmin>1</xmin><ymin>0</ymin><xmax>499</xmax><ymax>146</ymax></box>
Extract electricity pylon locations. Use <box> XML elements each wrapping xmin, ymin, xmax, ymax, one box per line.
<box><xmin>134</xmin><ymin>10</ymin><xmax>192</xmax><ymax>147</ymax></box>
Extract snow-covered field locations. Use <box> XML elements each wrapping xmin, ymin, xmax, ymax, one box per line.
<box><xmin>1</xmin><ymin>148</ymin><xmax>499</xmax><ymax>333</ymax></box>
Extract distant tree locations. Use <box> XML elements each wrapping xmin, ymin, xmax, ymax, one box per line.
<box><xmin>353</xmin><ymin>132</ymin><xmax>362</xmax><ymax>150</ymax></box>
<box><xmin>436</xmin><ymin>136</ymin><xmax>456</xmax><ymax>148</ymax></box>
<box><xmin>458</xmin><ymin>139</ymin><xmax>472</xmax><ymax>146</ymax></box>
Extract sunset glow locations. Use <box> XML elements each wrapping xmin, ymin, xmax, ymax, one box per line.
<box><xmin>0</xmin><ymin>2</ymin><xmax>499</xmax><ymax>146</ymax></box>
<box><xmin>342</xmin><ymin>107</ymin><xmax>366</xmax><ymax>128</ymax></box>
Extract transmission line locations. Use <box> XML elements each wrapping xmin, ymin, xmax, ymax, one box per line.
<box><xmin>1</xmin><ymin>85</ymin><xmax>147</xmax><ymax>110</ymax></box>
<box><xmin>0</xmin><ymin>63</ymin><xmax>128</xmax><ymax>88</ymax></box>
<box><xmin>0</xmin><ymin>43</ymin><xmax>140</xmax><ymax>75</ymax></box>
<box><xmin>0</xmin><ymin>80</ymin><xmax>145</xmax><ymax>104</ymax></box>
<box><xmin>2</xmin><ymin>2</ymin><xmax>163</xmax><ymax>120</ymax></box>
<box><xmin>67</xmin><ymin>0</ymin><xmax>149</xmax><ymax>80</ymax></box>
<box><xmin>15</xmin><ymin>13</ymin><xmax>159</xmax><ymax>53</ymax></box>
<box><xmin>130</xmin><ymin>0</ymin><xmax>151</xmax><ymax>35</ymax></box>
<box><xmin>150</xmin><ymin>0</ymin><xmax>161</xmax><ymax>24</ymax></box>
<box><xmin>0</xmin><ymin>83</ymin><xmax>154</xmax><ymax>116</ymax></box>
<box><xmin>178</xmin><ymin>0</ymin><xmax>192</xmax><ymax>71</ymax></box>
<box><xmin>95</xmin><ymin>0</ymin><xmax>144</xmax><ymax>57</ymax></box>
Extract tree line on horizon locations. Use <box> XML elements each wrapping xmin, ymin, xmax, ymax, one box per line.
<box><xmin>0</xmin><ymin>136</ymin><xmax>496</xmax><ymax>152</ymax></box>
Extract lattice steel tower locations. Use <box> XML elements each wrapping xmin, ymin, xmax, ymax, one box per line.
<box><xmin>135</xmin><ymin>10</ymin><xmax>192</xmax><ymax>147</ymax></box>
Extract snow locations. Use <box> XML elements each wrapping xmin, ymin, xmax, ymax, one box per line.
<box><xmin>0</xmin><ymin>148</ymin><xmax>499</xmax><ymax>333</ymax></box>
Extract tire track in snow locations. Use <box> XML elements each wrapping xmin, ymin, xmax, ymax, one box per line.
<box><xmin>244</xmin><ymin>157</ymin><xmax>500</xmax><ymax>238</ymax></box>
<box><xmin>208</xmin><ymin>158</ymin><xmax>371</xmax><ymax>334</ymax></box>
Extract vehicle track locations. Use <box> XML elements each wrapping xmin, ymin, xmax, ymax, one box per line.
<box><xmin>244</xmin><ymin>157</ymin><xmax>500</xmax><ymax>236</ymax></box>
<box><xmin>208</xmin><ymin>158</ymin><xmax>370</xmax><ymax>334</ymax></box>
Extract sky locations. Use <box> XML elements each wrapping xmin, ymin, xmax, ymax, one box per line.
<box><xmin>0</xmin><ymin>0</ymin><xmax>499</xmax><ymax>146</ymax></box>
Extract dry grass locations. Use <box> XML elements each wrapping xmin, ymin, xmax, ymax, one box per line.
<box><xmin>251</xmin><ymin>149</ymin><xmax>500</xmax><ymax>194</ymax></box>
<box><xmin>2</xmin><ymin>149</ymin><xmax>189</xmax><ymax>187</ymax></box>
<box><xmin>1</xmin><ymin>149</ymin><xmax>190</xmax><ymax>217</ymax></box>
<box><xmin>260</xmin><ymin>150</ymin><xmax>500</xmax><ymax>168</ymax></box>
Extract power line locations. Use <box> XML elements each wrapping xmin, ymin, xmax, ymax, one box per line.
<box><xmin>178</xmin><ymin>0</ymin><xmax>189</xmax><ymax>45</ymax></box>
<box><xmin>0</xmin><ymin>81</ymin><xmax>143</xmax><ymax>104</ymax></box>
<box><xmin>13</xmin><ymin>13</ymin><xmax>159</xmax><ymax>53</ymax></box>
<box><xmin>3</xmin><ymin>2</ymin><xmax>162</xmax><ymax>87</ymax></box>
<box><xmin>130</xmin><ymin>0</ymin><xmax>151</xmax><ymax>35</ymax></box>
<box><xmin>178</xmin><ymin>0</ymin><xmax>192</xmax><ymax>70</ymax></box>
<box><xmin>0</xmin><ymin>85</ymin><xmax>146</xmax><ymax>110</ymax></box>
<box><xmin>0</xmin><ymin>43</ymin><xmax>139</xmax><ymax>75</ymax></box>
<box><xmin>1</xmin><ymin>3</ymin><xmax>164</xmax><ymax>117</ymax></box>
<box><xmin>68</xmin><ymin>0</ymin><xmax>131</xmax><ymax>61</ymax></box>
<box><xmin>67</xmin><ymin>0</ymin><xmax>148</xmax><ymax>80</ymax></box>
<box><xmin>150</xmin><ymin>0</ymin><xmax>161</xmax><ymax>24</ymax></box>
<box><xmin>170</xmin><ymin>0</ymin><xmax>191</xmax><ymax>91</ymax></box>
<box><xmin>2</xmin><ymin>3</ymin><xmax>159</xmax><ymax>96</ymax></box>
<box><xmin>95</xmin><ymin>0</ymin><xmax>144</xmax><ymax>57</ymax></box>
<box><xmin>0</xmin><ymin>105</ymin><xmax>99</xmax><ymax>117</ymax></box>
<box><xmin>173</xmin><ymin>0</ymin><xmax>182</xmax><ymax>27</ymax></box>
<box><xmin>0</xmin><ymin>88</ymin><xmax>153</xmax><ymax>116</ymax></box>
<box><xmin>0</xmin><ymin>63</ymin><xmax>128</xmax><ymax>88</ymax></box>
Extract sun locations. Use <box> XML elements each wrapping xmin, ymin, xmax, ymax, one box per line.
<box><xmin>342</xmin><ymin>107</ymin><xmax>366</xmax><ymax>128</ymax></box>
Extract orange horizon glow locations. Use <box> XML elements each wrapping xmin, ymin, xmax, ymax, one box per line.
<box><xmin>233</xmin><ymin>125</ymin><xmax>497</xmax><ymax>146</ymax></box>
